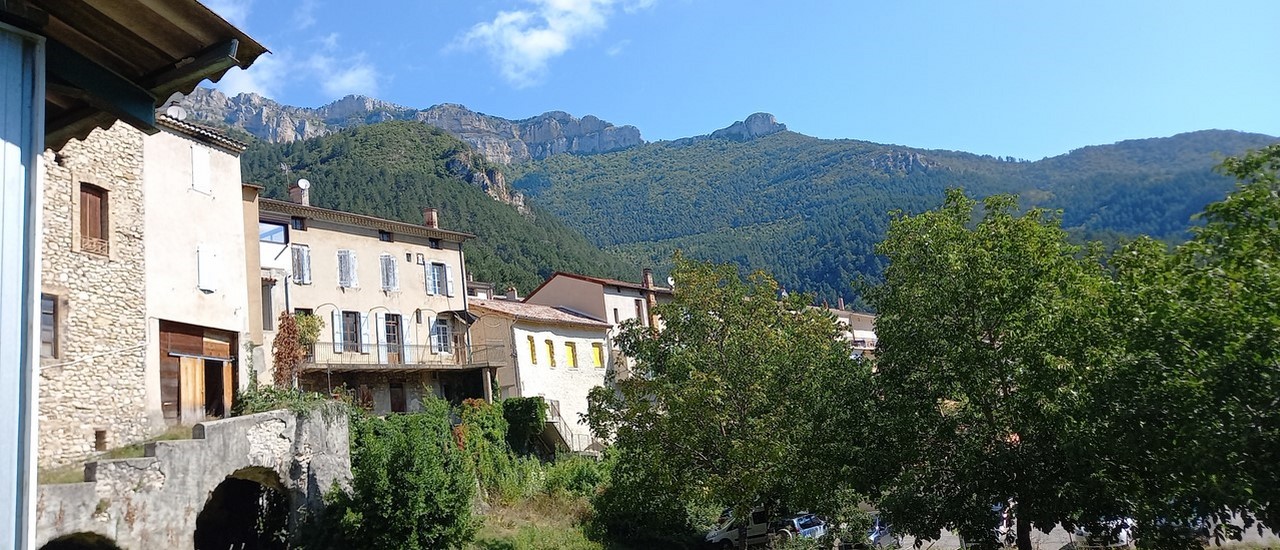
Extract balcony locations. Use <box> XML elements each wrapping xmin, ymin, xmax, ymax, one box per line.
<box><xmin>301</xmin><ymin>343</ymin><xmax>507</xmax><ymax>374</ymax></box>
<box><xmin>81</xmin><ymin>235</ymin><xmax>109</xmax><ymax>256</ymax></box>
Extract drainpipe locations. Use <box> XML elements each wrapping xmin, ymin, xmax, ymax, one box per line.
<box><xmin>642</xmin><ymin>268</ymin><xmax>658</xmax><ymax>328</ymax></box>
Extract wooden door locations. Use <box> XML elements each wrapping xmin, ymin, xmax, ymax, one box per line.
<box><xmin>385</xmin><ymin>314</ymin><xmax>402</xmax><ymax>364</ymax></box>
<box><xmin>179</xmin><ymin>356</ymin><xmax>204</xmax><ymax>422</ymax></box>
<box><xmin>222</xmin><ymin>361</ymin><xmax>234</xmax><ymax>417</ymax></box>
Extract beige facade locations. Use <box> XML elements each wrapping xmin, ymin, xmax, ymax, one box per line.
<box><xmin>469</xmin><ymin>299</ymin><xmax>611</xmax><ymax>452</ymax></box>
<box><xmin>143</xmin><ymin>117</ymin><xmax>254</xmax><ymax>426</ymax></box>
<box><xmin>38</xmin><ymin>123</ymin><xmax>150</xmax><ymax>467</ymax></box>
<box><xmin>260</xmin><ymin>191</ymin><xmax>499</xmax><ymax>414</ymax></box>
<box><xmin>826</xmin><ymin>308</ymin><xmax>877</xmax><ymax>358</ymax></box>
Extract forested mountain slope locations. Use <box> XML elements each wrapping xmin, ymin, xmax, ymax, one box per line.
<box><xmin>513</xmin><ymin>127</ymin><xmax>1278</xmax><ymax>305</ymax></box>
<box><xmin>240</xmin><ymin>121</ymin><xmax>633</xmax><ymax>292</ymax></box>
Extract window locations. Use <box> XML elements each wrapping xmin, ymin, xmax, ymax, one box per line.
<box><xmin>291</xmin><ymin>245</ymin><xmax>312</xmax><ymax>285</ymax></box>
<box><xmin>427</xmin><ymin>263</ymin><xmax>453</xmax><ymax>295</ymax></box>
<box><xmin>612</xmin><ymin>308</ymin><xmax>619</xmax><ymax>324</ymax></box>
<box><xmin>295</xmin><ymin>308</ymin><xmax>313</xmax><ymax>317</ymax></box>
<box><xmin>385</xmin><ymin>314</ymin><xmax>402</xmax><ymax>363</ymax></box>
<box><xmin>428</xmin><ymin>238</ymin><xmax>442</xmax><ymax>249</ymax></box>
<box><xmin>79</xmin><ymin>183</ymin><xmax>109</xmax><ymax>255</ymax></box>
<box><xmin>528</xmin><ymin>335</ymin><xmax>537</xmax><ymax>365</ymax></box>
<box><xmin>432</xmin><ymin>318</ymin><xmax>452</xmax><ymax>354</ymax></box>
<box><xmin>261</xmin><ymin>281</ymin><xmax>274</xmax><ymax>330</ymax></box>
<box><xmin>258</xmin><ymin>221</ymin><xmax>287</xmax><ymax>244</ymax></box>
<box><xmin>378</xmin><ymin>230</ymin><xmax>393</xmax><ymax>242</ymax></box>
<box><xmin>565</xmin><ymin>342</ymin><xmax>578</xmax><ymax>368</ymax></box>
<box><xmin>342</xmin><ymin>311</ymin><xmax>361</xmax><ymax>353</ymax></box>
<box><xmin>337</xmin><ymin>249</ymin><xmax>357</xmax><ymax>288</ymax></box>
<box><xmin>190</xmin><ymin>144</ymin><xmax>211</xmax><ymax>193</ymax></box>
<box><xmin>592</xmin><ymin>343</ymin><xmax>604</xmax><ymax>368</ymax></box>
<box><xmin>40</xmin><ymin>294</ymin><xmax>57</xmax><ymax>358</ymax></box>
<box><xmin>380</xmin><ymin>254</ymin><xmax>399</xmax><ymax>291</ymax></box>
<box><xmin>634</xmin><ymin>299</ymin><xmax>646</xmax><ymax>326</ymax></box>
<box><xmin>545</xmin><ymin>340</ymin><xmax>555</xmax><ymax>368</ymax></box>
<box><xmin>290</xmin><ymin>216</ymin><xmax>307</xmax><ymax>231</ymax></box>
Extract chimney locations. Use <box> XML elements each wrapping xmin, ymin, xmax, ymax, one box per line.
<box><xmin>641</xmin><ymin>268</ymin><xmax>654</xmax><ymax>289</ymax></box>
<box><xmin>288</xmin><ymin>182</ymin><xmax>310</xmax><ymax>206</ymax></box>
<box><xmin>837</xmin><ymin>297</ymin><xmax>845</xmax><ymax>310</ymax></box>
<box><xmin>423</xmin><ymin>207</ymin><xmax>439</xmax><ymax>228</ymax></box>
<box><xmin>641</xmin><ymin>268</ymin><xmax>659</xmax><ymax>328</ymax></box>
<box><xmin>505</xmin><ymin>286</ymin><xmax>519</xmax><ymax>300</ymax></box>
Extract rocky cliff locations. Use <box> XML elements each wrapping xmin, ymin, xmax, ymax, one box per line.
<box><xmin>180</xmin><ymin>88</ymin><xmax>644</xmax><ymax>164</ymax></box>
<box><xmin>710</xmin><ymin>112</ymin><xmax>787</xmax><ymax>141</ymax></box>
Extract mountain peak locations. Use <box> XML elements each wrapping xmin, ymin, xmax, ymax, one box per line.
<box><xmin>711</xmin><ymin>112</ymin><xmax>787</xmax><ymax>141</ymax></box>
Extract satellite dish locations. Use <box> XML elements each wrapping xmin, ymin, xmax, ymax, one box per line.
<box><xmin>165</xmin><ymin>104</ymin><xmax>187</xmax><ymax>121</ymax></box>
<box><xmin>667</xmin><ymin>276</ymin><xmax>675</xmax><ymax>288</ymax></box>
<box><xmin>297</xmin><ymin>178</ymin><xmax>311</xmax><ymax>190</ymax></box>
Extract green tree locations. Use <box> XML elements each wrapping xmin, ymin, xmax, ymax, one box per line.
<box><xmin>868</xmin><ymin>190</ymin><xmax>1114</xmax><ymax>550</ymax></box>
<box><xmin>1089</xmin><ymin>144</ymin><xmax>1280</xmax><ymax>545</ymax></box>
<box><xmin>587</xmin><ymin>255</ymin><xmax>872</xmax><ymax>548</ymax></box>
<box><xmin>341</xmin><ymin>399</ymin><xmax>478</xmax><ymax>549</ymax></box>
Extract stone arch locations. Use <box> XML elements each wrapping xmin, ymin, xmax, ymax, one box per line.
<box><xmin>193</xmin><ymin>466</ymin><xmax>290</xmax><ymax>550</ymax></box>
<box><xmin>39</xmin><ymin>532</ymin><xmax>123</xmax><ymax>550</ymax></box>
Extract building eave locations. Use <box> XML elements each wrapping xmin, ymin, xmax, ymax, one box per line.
<box><xmin>259</xmin><ymin>199</ymin><xmax>475</xmax><ymax>243</ymax></box>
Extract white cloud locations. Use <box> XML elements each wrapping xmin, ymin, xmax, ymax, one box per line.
<box><xmin>307</xmin><ymin>51</ymin><xmax>381</xmax><ymax>97</ymax></box>
<box><xmin>204</xmin><ymin>0</ymin><xmax>254</xmax><ymax>27</ymax></box>
<box><xmin>292</xmin><ymin>0</ymin><xmax>318</xmax><ymax>30</ymax></box>
<box><xmin>606</xmin><ymin>39</ymin><xmax>630</xmax><ymax>56</ymax></box>
<box><xmin>458</xmin><ymin>0</ymin><xmax>654</xmax><ymax>88</ymax></box>
<box><xmin>215</xmin><ymin>52</ymin><xmax>287</xmax><ymax>98</ymax></box>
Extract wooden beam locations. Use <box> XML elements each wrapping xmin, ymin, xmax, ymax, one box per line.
<box><xmin>45</xmin><ymin>38</ymin><xmax>157</xmax><ymax>133</ymax></box>
<box><xmin>143</xmin><ymin>39</ymin><xmax>239</xmax><ymax>98</ymax></box>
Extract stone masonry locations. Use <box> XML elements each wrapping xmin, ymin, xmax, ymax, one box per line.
<box><xmin>39</xmin><ymin>122</ymin><xmax>151</xmax><ymax>467</ymax></box>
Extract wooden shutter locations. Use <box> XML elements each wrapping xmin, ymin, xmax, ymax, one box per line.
<box><xmin>337</xmin><ymin>250</ymin><xmax>353</xmax><ymax>288</ymax></box>
<box><xmin>380</xmin><ymin>254</ymin><xmax>397</xmax><ymax>291</ymax></box>
<box><xmin>80</xmin><ymin>185</ymin><xmax>103</xmax><ymax>240</ymax></box>
<box><xmin>331</xmin><ymin>310</ymin><xmax>344</xmax><ymax>352</ymax></box>
<box><xmin>293</xmin><ymin>245</ymin><xmax>312</xmax><ymax>285</ymax></box>
<box><xmin>445</xmin><ymin>263</ymin><xmax>456</xmax><ymax>296</ymax></box>
<box><xmin>593</xmin><ymin>343</ymin><xmax>604</xmax><ymax>367</ymax></box>
<box><xmin>360</xmin><ymin>312</ymin><xmax>371</xmax><ymax>354</ymax></box>
<box><xmin>528</xmin><ymin>335</ymin><xmax>537</xmax><ymax>365</ymax></box>
<box><xmin>179</xmin><ymin>356</ymin><xmax>203</xmax><ymax>422</ymax></box>
<box><xmin>425</xmin><ymin>263</ymin><xmax>437</xmax><ymax>295</ymax></box>
<box><xmin>402</xmin><ymin>320</ymin><xmax>415</xmax><ymax>363</ymax></box>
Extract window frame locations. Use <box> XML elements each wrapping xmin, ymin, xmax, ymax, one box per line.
<box><xmin>258</xmin><ymin>221</ymin><xmax>288</xmax><ymax>244</ymax></box>
<box><xmin>79</xmin><ymin>182</ymin><xmax>110</xmax><ymax>256</ymax></box>
<box><xmin>40</xmin><ymin>293</ymin><xmax>58</xmax><ymax>358</ymax></box>
<box><xmin>379</xmin><ymin>253</ymin><xmax>399</xmax><ymax>291</ymax></box>
<box><xmin>341</xmin><ymin>311</ymin><xmax>362</xmax><ymax>353</ymax></box>
<box><xmin>432</xmin><ymin>318</ymin><xmax>452</xmax><ymax>354</ymax></box>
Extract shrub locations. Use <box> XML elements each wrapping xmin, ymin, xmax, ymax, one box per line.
<box><xmin>587</xmin><ymin>449</ymin><xmax>711</xmax><ymax>549</ymax></box>
<box><xmin>502</xmin><ymin>397</ymin><xmax>547</xmax><ymax>455</ymax></box>
<box><xmin>542</xmin><ymin>455</ymin><xmax>607</xmax><ymax>498</ymax></box>
<box><xmin>458</xmin><ymin>398</ymin><xmax>518</xmax><ymax>499</ymax></box>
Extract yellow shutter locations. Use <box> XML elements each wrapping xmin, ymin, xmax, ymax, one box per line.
<box><xmin>566</xmin><ymin>342</ymin><xmax>578</xmax><ymax>368</ymax></box>
<box><xmin>546</xmin><ymin>340</ymin><xmax>555</xmax><ymax>368</ymax></box>
<box><xmin>528</xmin><ymin>335</ymin><xmax>537</xmax><ymax>364</ymax></box>
<box><xmin>592</xmin><ymin>343</ymin><xmax>604</xmax><ymax>368</ymax></box>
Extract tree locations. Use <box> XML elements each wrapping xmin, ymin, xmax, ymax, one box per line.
<box><xmin>868</xmin><ymin>190</ymin><xmax>1116</xmax><ymax>550</ymax></box>
<box><xmin>1088</xmin><ymin>144</ymin><xmax>1280</xmax><ymax>545</ymax></box>
<box><xmin>587</xmin><ymin>255</ymin><xmax>873</xmax><ymax>548</ymax></box>
<box><xmin>272</xmin><ymin>312</ymin><xmax>304</xmax><ymax>388</ymax></box>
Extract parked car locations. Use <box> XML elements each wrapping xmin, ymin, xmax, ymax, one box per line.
<box><xmin>1071</xmin><ymin>518</ymin><xmax>1135</xmax><ymax>549</ymax></box>
<box><xmin>705</xmin><ymin>508</ymin><xmax>826</xmax><ymax>548</ymax></box>
<box><xmin>867</xmin><ymin>514</ymin><xmax>901</xmax><ymax>549</ymax></box>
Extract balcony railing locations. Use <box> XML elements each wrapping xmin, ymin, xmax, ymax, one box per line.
<box><xmin>302</xmin><ymin>343</ymin><xmax>508</xmax><ymax>371</ymax></box>
<box><xmin>81</xmin><ymin>235</ymin><xmax>109</xmax><ymax>256</ymax></box>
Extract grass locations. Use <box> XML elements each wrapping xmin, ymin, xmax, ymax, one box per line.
<box><xmin>37</xmin><ymin>424</ymin><xmax>194</xmax><ymax>485</ymax></box>
<box><xmin>468</xmin><ymin>493</ymin><xmax>603</xmax><ymax>550</ymax></box>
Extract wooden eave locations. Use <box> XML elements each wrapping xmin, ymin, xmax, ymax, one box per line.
<box><xmin>2</xmin><ymin>0</ymin><xmax>268</xmax><ymax>149</ymax></box>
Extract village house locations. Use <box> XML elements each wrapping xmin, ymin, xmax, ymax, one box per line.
<box><xmin>469</xmin><ymin>296</ymin><xmax>612</xmax><ymax>452</ymax></box>
<box><xmin>825</xmin><ymin>303</ymin><xmax>878</xmax><ymax>358</ymax></box>
<box><xmin>37</xmin><ymin>114</ymin><xmax>262</xmax><ymax>467</ymax></box>
<box><xmin>258</xmin><ymin>182</ymin><xmax>502</xmax><ymax>414</ymax></box>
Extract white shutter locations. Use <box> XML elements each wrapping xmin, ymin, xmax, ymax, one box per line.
<box><xmin>389</xmin><ymin>257</ymin><xmax>399</xmax><ymax>290</ymax></box>
<box><xmin>402</xmin><ymin>320</ymin><xmax>415</xmax><ymax>363</ymax></box>
<box><xmin>197</xmin><ymin>245</ymin><xmax>217</xmax><ymax>292</ymax></box>
<box><xmin>445</xmin><ymin>263</ymin><xmax>456</xmax><ymax>296</ymax></box>
<box><xmin>375</xmin><ymin>311</ymin><xmax>387</xmax><ymax>363</ymax></box>
<box><xmin>359</xmin><ymin>312</ymin><xmax>371</xmax><ymax>354</ymax></box>
<box><xmin>425</xmin><ymin>263</ymin><xmax>436</xmax><ymax>295</ymax></box>
<box><xmin>349</xmin><ymin>251</ymin><xmax>358</xmax><ymax>288</ymax></box>
<box><xmin>293</xmin><ymin>245</ymin><xmax>312</xmax><ymax>285</ymax></box>
<box><xmin>338</xmin><ymin>250</ymin><xmax>358</xmax><ymax>288</ymax></box>
<box><xmin>380</xmin><ymin>254</ymin><xmax>397</xmax><ymax>291</ymax></box>
<box><xmin>191</xmin><ymin>145</ymin><xmax>211</xmax><ymax>193</ymax></box>
<box><xmin>331</xmin><ymin>310</ymin><xmax>343</xmax><ymax>353</ymax></box>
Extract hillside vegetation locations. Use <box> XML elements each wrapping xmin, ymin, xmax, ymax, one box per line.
<box><xmin>514</xmin><ymin>129</ymin><xmax>1278</xmax><ymax>304</ymax></box>
<box><xmin>240</xmin><ymin>122</ymin><xmax>632</xmax><ymax>292</ymax></box>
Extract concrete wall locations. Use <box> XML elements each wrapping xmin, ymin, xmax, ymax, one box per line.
<box><xmin>242</xmin><ymin>186</ymin><xmax>267</xmax><ymax>383</ymax></box>
<box><xmin>35</xmin><ymin>408</ymin><xmax>351</xmax><ymax>549</ymax></box>
<box><xmin>525</xmin><ymin>276</ymin><xmax>606</xmax><ymax>321</ymax></box>
<box><xmin>513</xmin><ymin>323</ymin><xmax>609</xmax><ymax>449</ymax></box>
<box><xmin>38</xmin><ymin>122</ymin><xmax>151</xmax><ymax>467</ymax></box>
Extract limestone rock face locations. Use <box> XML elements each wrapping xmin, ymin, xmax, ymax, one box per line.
<box><xmin>180</xmin><ymin>88</ymin><xmax>644</xmax><ymax>164</ymax></box>
<box><xmin>710</xmin><ymin>112</ymin><xmax>787</xmax><ymax>141</ymax></box>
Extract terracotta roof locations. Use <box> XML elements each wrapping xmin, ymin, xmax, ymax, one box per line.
<box><xmin>470</xmin><ymin>299</ymin><xmax>610</xmax><ymax>329</ymax></box>
<box><xmin>157</xmin><ymin>114</ymin><xmax>248</xmax><ymax>153</ymax></box>
<box><xmin>527</xmin><ymin>271</ymin><xmax>674</xmax><ymax>299</ymax></box>
<box><xmin>259</xmin><ymin>199</ymin><xmax>474</xmax><ymax>243</ymax></box>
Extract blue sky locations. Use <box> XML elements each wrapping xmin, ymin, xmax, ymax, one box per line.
<box><xmin>206</xmin><ymin>0</ymin><xmax>1280</xmax><ymax>160</ymax></box>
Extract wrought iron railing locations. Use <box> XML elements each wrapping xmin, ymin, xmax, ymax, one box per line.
<box><xmin>303</xmin><ymin>343</ymin><xmax>507</xmax><ymax>369</ymax></box>
<box><xmin>545</xmin><ymin>398</ymin><xmax>596</xmax><ymax>452</ymax></box>
<box><xmin>81</xmin><ymin>235</ymin><xmax>109</xmax><ymax>256</ymax></box>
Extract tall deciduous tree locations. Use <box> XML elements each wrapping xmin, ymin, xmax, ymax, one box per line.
<box><xmin>869</xmin><ymin>190</ymin><xmax>1114</xmax><ymax>550</ymax></box>
<box><xmin>587</xmin><ymin>255</ymin><xmax>873</xmax><ymax>547</ymax></box>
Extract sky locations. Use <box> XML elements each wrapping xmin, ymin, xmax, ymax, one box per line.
<box><xmin>205</xmin><ymin>0</ymin><xmax>1280</xmax><ymax>160</ymax></box>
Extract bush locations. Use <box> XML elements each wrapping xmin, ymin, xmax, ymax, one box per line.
<box><xmin>502</xmin><ymin>397</ymin><xmax>547</xmax><ymax>455</ymax></box>
<box><xmin>458</xmin><ymin>398</ymin><xmax>518</xmax><ymax>499</ymax></box>
<box><xmin>587</xmin><ymin>449</ymin><xmax>711</xmax><ymax>549</ymax></box>
<box><xmin>542</xmin><ymin>455</ymin><xmax>607</xmax><ymax>498</ymax></box>
<box><xmin>231</xmin><ymin>381</ymin><xmax>340</xmax><ymax>417</ymax></box>
<box><xmin>339</xmin><ymin>399</ymin><xmax>478</xmax><ymax>549</ymax></box>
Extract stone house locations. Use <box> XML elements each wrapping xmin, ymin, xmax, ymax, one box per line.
<box><xmin>468</xmin><ymin>298</ymin><xmax>612</xmax><ymax>452</ymax></box>
<box><xmin>37</xmin><ymin>116</ymin><xmax>261</xmax><ymax>467</ymax></box>
<box><xmin>259</xmin><ymin>183</ymin><xmax>502</xmax><ymax>414</ymax></box>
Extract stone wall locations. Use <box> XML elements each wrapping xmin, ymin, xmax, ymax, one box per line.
<box><xmin>39</xmin><ymin>122</ymin><xmax>150</xmax><ymax>467</ymax></box>
<box><xmin>34</xmin><ymin>408</ymin><xmax>352</xmax><ymax>549</ymax></box>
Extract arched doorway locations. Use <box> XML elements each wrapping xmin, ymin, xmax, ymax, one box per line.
<box><xmin>39</xmin><ymin>532</ymin><xmax>123</xmax><ymax>550</ymax></box>
<box><xmin>194</xmin><ymin>467</ymin><xmax>290</xmax><ymax>550</ymax></box>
